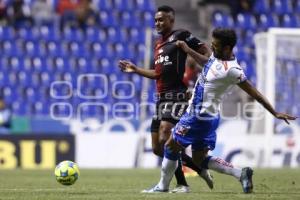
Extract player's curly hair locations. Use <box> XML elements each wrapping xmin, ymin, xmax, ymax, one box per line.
<box><xmin>212</xmin><ymin>28</ymin><xmax>237</xmax><ymax>50</ymax></box>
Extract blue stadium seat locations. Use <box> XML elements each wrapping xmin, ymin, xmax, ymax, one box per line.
<box><xmin>46</xmin><ymin>40</ymin><xmax>67</xmax><ymax>57</ymax></box>
<box><xmin>106</xmin><ymin>27</ymin><xmax>120</xmax><ymax>43</ymax></box>
<box><xmin>106</xmin><ymin>27</ymin><xmax>128</xmax><ymax>43</ymax></box>
<box><xmin>9</xmin><ymin>56</ymin><xmax>23</xmax><ymax>72</ymax></box>
<box><xmin>114</xmin><ymin>0</ymin><xmax>135</xmax><ymax>11</ymax></box>
<box><xmin>236</xmin><ymin>13</ymin><xmax>257</xmax><ymax>30</ymax></box>
<box><xmin>142</xmin><ymin>11</ymin><xmax>155</xmax><ymax>27</ymax></box>
<box><xmin>68</xmin><ymin>41</ymin><xmax>87</xmax><ymax>57</ymax></box>
<box><xmin>8</xmin><ymin>71</ymin><xmax>18</xmax><ymax>87</ymax></box>
<box><xmin>281</xmin><ymin>14</ymin><xmax>298</xmax><ymax>27</ymax></box>
<box><xmin>25</xmin><ymin>87</ymin><xmax>39</xmax><ymax>102</ymax></box>
<box><xmin>0</xmin><ymin>26</ymin><xmax>15</xmax><ymax>40</ymax></box>
<box><xmin>129</xmin><ymin>28</ymin><xmax>145</xmax><ymax>43</ymax></box>
<box><xmin>258</xmin><ymin>14</ymin><xmax>280</xmax><ymax>29</ymax></box>
<box><xmin>286</xmin><ymin>61</ymin><xmax>296</xmax><ymax>76</ymax></box>
<box><xmin>0</xmin><ymin>72</ymin><xmax>9</xmax><ymax>87</ymax></box>
<box><xmin>99</xmin><ymin>11</ymin><xmax>117</xmax><ymax>27</ymax></box>
<box><xmin>52</xmin><ymin>103</ymin><xmax>72</xmax><ymax>118</ymax></box>
<box><xmin>17</xmin><ymin>71</ymin><xmax>32</xmax><ymax>87</ymax></box>
<box><xmin>90</xmin><ymin>42</ymin><xmax>110</xmax><ymax>58</ymax></box>
<box><xmin>32</xmin><ymin>56</ymin><xmax>47</xmax><ymax>72</ymax></box>
<box><xmin>113</xmin><ymin>43</ymin><xmax>132</xmax><ymax>59</ymax></box>
<box><xmin>62</xmin><ymin>28</ymin><xmax>84</xmax><ymax>42</ymax></box>
<box><xmin>296</xmin><ymin>0</ymin><xmax>300</xmax><ymax>12</ymax></box>
<box><xmin>97</xmin><ymin>0</ymin><xmax>114</xmax><ymax>11</ymax></box>
<box><xmin>97</xmin><ymin>28</ymin><xmax>108</xmax><ymax>43</ymax></box>
<box><xmin>30</xmin><ymin>72</ymin><xmax>42</xmax><ymax>88</ymax></box>
<box><xmin>235</xmin><ymin>48</ymin><xmax>251</xmax><ymax>62</ymax></box>
<box><xmin>40</xmin><ymin>72</ymin><xmax>52</xmax><ymax>86</ymax></box>
<box><xmin>17</xmin><ymin>27</ymin><xmax>39</xmax><ymax>41</ymax></box>
<box><xmin>2</xmin><ymin>40</ymin><xmax>21</xmax><ymax>56</ymax></box>
<box><xmin>253</xmin><ymin>0</ymin><xmax>270</xmax><ymax>13</ymax></box>
<box><xmin>51</xmin><ymin>83</ymin><xmax>72</xmax><ymax>98</ymax></box>
<box><xmin>12</xmin><ymin>101</ymin><xmax>27</xmax><ymax>116</ymax></box>
<box><xmin>39</xmin><ymin>26</ymin><xmax>60</xmax><ymax>41</ymax></box>
<box><xmin>0</xmin><ymin>56</ymin><xmax>10</xmax><ymax>72</ymax></box>
<box><xmin>76</xmin><ymin>57</ymin><xmax>90</xmax><ymax>73</ymax></box>
<box><xmin>24</xmin><ymin>40</ymin><xmax>43</xmax><ymax>56</ymax></box>
<box><xmin>271</xmin><ymin>0</ymin><xmax>293</xmax><ymax>14</ymax></box>
<box><xmin>34</xmin><ymin>101</ymin><xmax>49</xmax><ymax>116</ymax></box>
<box><xmin>53</xmin><ymin>56</ymin><xmax>69</xmax><ymax>73</ymax></box>
<box><xmin>120</xmin><ymin>11</ymin><xmax>135</xmax><ymax>27</ymax></box>
<box><xmin>241</xmin><ymin>30</ymin><xmax>255</xmax><ymax>47</ymax></box>
<box><xmin>4</xmin><ymin>86</ymin><xmax>18</xmax><ymax>105</ymax></box>
<box><xmin>86</xmin><ymin>26</ymin><xmax>103</xmax><ymax>42</ymax></box>
<box><xmin>100</xmin><ymin>58</ymin><xmax>114</xmax><ymax>74</ymax></box>
<box><xmin>212</xmin><ymin>12</ymin><xmax>234</xmax><ymax>28</ymax></box>
<box><xmin>239</xmin><ymin>60</ymin><xmax>255</xmax><ymax>80</ymax></box>
<box><xmin>136</xmin><ymin>0</ymin><xmax>155</xmax><ymax>12</ymax></box>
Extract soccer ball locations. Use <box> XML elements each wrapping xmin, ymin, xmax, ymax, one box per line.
<box><xmin>54</xmin><ymin>160</ymin><xmax>80</xmax><ymax>186</ymax></box>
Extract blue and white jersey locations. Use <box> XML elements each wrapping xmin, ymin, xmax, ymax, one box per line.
<box><xmin>186</xmin><ymin>54</ymin><xmax>247</xmax><ymax>118</ymax></box>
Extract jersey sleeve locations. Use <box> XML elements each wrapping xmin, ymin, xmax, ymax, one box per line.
<box><xmin>227</xmin><ymin>66</ymin><xmax>247</xmax><ymax>84</ymax></box>
<box><xmin>178</xmin><ymin>30</ymin><xmax>203</xmax><ymax>50</ymax></box>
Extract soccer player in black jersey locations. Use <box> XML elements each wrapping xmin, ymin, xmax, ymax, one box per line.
<box><xmin>119</xmin><ymin>5</ymin><xmax>212</xmax><ymax>193</ymax></box>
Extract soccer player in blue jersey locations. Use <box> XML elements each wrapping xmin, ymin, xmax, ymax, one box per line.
<box><xmin>143</xmin><ymin>28</ymin><xmax>297</xmax><ymax>193</ymax></box>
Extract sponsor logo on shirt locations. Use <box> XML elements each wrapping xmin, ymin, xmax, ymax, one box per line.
<box><xmin>155</xmin><ymin>55</ymin><xmax>170</xmax><ymax>65</ymax></box>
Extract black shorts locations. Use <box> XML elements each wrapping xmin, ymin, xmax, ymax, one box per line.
<box><xmin>150</xmin><ymin>98</ymin><xmax>188</xmax><ymax>133</ymax></box>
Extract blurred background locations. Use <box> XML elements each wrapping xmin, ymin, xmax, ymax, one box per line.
<box><xmin>0</xmin><ymin>0</ymin><xmax>299</xmax><ymax>170</ymax></box>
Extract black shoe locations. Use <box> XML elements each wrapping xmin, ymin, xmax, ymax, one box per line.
<box><xmin>240</xmin><ymin>167</ymin><xmax>253</xmax><ymax>193</ymax></box>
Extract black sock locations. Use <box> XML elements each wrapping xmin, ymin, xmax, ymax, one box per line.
<box><xmin>174</xmin><ymin>158</ymin><xmax>188</xmax><ymax>186</ymax></box>
<box><xmin>181</xmin><ymin>152</ymin><xmax>202</xmax><ymax>174</ymax></box>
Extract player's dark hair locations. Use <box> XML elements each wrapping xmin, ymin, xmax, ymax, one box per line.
<box><xmin>212</xmin><ymin>28</ymin><xmax>237</xmax><ymax>50</ymax></box>
<box><xmin>157</xmin><ymin>5</ymin><xmax>175</xmax><ymax>16</ymax></box>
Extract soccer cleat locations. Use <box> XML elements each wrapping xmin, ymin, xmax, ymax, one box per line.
<box><xmin>170</xmin><ymin>185</ymin><xmax>190</xmax><ymax>193</ymax></box>
<box><xmin>141</xmin><ymin>185</ymin><xmax>168</xmax><ymax>193</ymax></box>
<box><xmin>199</xmin><ymin>169</ymin><xmax>214</xmax><ymax>189</ymax></box>
<box><xmin>240</xmin><ymin>167</ymin><xmax>253</xmax><ymax>193</ymax></box>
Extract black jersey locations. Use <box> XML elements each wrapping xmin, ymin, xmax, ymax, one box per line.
<box><xmin>153</xmin><ymin>29</ymin><xmax>202</xmax><ymax>99</ymax></box>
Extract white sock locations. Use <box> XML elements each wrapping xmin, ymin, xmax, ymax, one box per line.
<box><xmin>208</xmin><ymin>157</ymin><xmax>242</xmax><ymax>180</ymax></box>
<box><xmin>157</xmin><ymin>157</ymin><xmax>178</xmax><ymax>190</ymax></box>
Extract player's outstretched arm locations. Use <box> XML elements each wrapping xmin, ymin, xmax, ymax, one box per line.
<box><xmin>176</xmin><ymin>41</ymin><xmax>209</xmax><ymax>66</ymax></box>
<box><xmin>238</xmin><ymin>80</ymin><xmax>298</xmax><ymax>124</ymax></box>
<box><xmin>118</xmin><ymin>60</ymin><xmax>159</xmax><ymax>79</ymax></box>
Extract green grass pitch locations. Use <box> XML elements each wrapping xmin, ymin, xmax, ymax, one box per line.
<box><xmin>0</xmin><ymin>168</ymin><xmax>300</xmax><ymax>200</ymax></box>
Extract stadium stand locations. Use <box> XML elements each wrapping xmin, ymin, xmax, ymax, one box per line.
<box><xmin>0</xmin><ymin>0</ymin><xmax>156</xmax><ymax>123</ymax></box>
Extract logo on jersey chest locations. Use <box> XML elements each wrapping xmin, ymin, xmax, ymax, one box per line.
<box><xmin>155</xmin><ymin>55</ymin><xmax>171</xmax><ymax>65</ymax></box>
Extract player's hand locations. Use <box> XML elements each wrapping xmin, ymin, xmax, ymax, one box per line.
<box><xmin>275</xmin><ymin>112</ymin><xmax>298</xmax><ymax>124</ymax></box>
<box><xmin>176</xmin><ymin>40</ymin><xmax>189</xmax><ymax>53</ymax></box>
<box><xmin>118</xmin><ymin>60</ymin><xmax>137</xmax><ymax>73</ymax></box>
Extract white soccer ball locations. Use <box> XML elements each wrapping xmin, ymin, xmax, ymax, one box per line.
<box><xmin>54</xmin><ymin>160</ymin><xmax>80</xmax><ymax>186</ymax></box>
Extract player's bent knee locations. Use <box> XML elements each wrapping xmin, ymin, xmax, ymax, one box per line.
<box><xmin>164</xmin><ymin>145</ymin><xmax>179</xmax><ymax>161</ymax></box>
<box><xmin>159</xmin><ymin>126</ymin><xmax>172</xmax><ymax>141</ymax></box>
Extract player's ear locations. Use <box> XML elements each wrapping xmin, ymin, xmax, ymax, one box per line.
<box><xmin>171</xmin><ymin>16</ymin><xmax>175</xmax><ymax>23</ymax></box>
